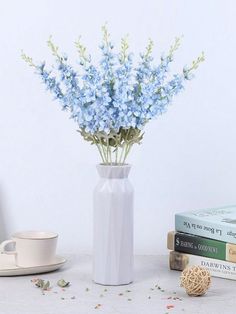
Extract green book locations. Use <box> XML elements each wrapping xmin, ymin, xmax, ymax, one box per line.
<box><xmin>167</xmin><ymin>231</ymin><xmax>236</xmax><ymax>262</ymax></box>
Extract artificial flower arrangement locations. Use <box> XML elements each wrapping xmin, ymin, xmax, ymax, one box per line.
<box><xmin>22</xmin><ymin>25</ymin><xmax>204</xmax><ymax>164</ymax></box>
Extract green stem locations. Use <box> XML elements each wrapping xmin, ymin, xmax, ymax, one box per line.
<box><xmin>118</xmin><ymin>144</ymin><xmax>125</xmax><ymax>165</ymax></box>
<box><xmin>106</xmin><ymin>137</ymin><xmax>109</xmax><ymax>164</ymax></box>
<box><xmin>122</xmin><ymin>143</ymin><xmax>129</xmax><ymax>164</ymax></box>
<box><xmin>119</xmin><ymin>129</ymin><xmax>130</xmax><ymax>165</ymax></box>
<box><xmin>108</xmin><ymin>145</ymin><xmax>112</xmax><ymax>164</ymax></box>
<box><xmin>100</xmin><ymin>139</ymin><xmax>107</xmax><ymax>163</ymax></box>
<box><xmin>115</xmin><ymin>146</ymin><xmax>118</xmax><ymax>164</ymax></box>
<box><xmin>123</xmin><ymin>143</ymin><xmax>133</xmax><ymax>164</ymax></box>
<box><xmin>95</xmin><ymin>143</ymin><xmax>105</xmax><ymax>163</ymax></box>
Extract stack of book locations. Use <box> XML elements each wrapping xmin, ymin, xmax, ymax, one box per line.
<box><xmin>168</xmin><ymin>205</ymin><xmax>236</xmax><ymax>280</ymax></box>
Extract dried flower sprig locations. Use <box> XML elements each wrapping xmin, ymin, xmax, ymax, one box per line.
<box><xmin>32</xmin><ymin>278</ymin><xmax>51</xmax><ymax>294</ymax></box>
<box><xmin>57</xmin><ymin>279</ymin><xmax>70</xmax><ymax>288</ymax></box>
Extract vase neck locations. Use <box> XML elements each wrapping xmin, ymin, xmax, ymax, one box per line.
<box><xmin>96</xmin><ymin>164</ymin><xmax>131</xmax><ymax>179</ymax></box>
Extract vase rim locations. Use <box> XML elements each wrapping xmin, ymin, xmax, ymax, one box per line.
<box><xmin>97</xmin><ymin>163</ymin><xmax>131</xmax><ymax>168</ymax></box>
<box><xmin>96</xmin><ymin>164</ymin><xmax>131</xmax><ymax>178</ymax></box>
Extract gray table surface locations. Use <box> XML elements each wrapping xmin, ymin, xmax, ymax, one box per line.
<box><xmin>0</xmin><ymin>255</ymin><xmax>235</xmax><ymax>314</ymax></box>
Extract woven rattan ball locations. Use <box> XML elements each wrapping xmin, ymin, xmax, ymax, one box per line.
<box><xmin>180</xmin><ymin>266</ymin><xmax>211</xmax><ymax>296</ymax></box>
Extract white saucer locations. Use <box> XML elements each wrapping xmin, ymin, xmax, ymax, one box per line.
<box><xmin>0</xmin><ymin>255</ymin><xmax>67</xmax><ymax>276</ymax></box>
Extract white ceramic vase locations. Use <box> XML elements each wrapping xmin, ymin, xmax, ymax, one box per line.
<box><xmin>93</xmin><ymin>164</ymin><xmax>134</xmax><ymax>285</ymax></box>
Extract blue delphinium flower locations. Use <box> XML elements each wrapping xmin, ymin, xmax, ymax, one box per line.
<box><xmin>36</xmin><ymin>62</ymin><xmax>65</xmax><ymax>105</ymax></box>
<box><xmin>22</xmin><ymin>26</ymin><xmax>204</xmax><ymax>164</ymax></box>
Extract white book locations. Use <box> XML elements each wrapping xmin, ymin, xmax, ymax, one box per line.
<box><xmin>169</xmin><ymin>251</ymin><xmax>236</xmax><ymax>280</ymax></box>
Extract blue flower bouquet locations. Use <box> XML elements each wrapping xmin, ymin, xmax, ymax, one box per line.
<box><xmin>22</xmin><ymin>25</ymin><xmax>204</xmax><ymax>164</ymax></box>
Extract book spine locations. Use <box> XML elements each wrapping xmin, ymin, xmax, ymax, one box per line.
<box><xmin>169</xmin><ymin>251</ymin><xmax>236</xmax><ymax>280</ymax></box>
<box><xmin>167</xmin><ymin>231</ymin><xmax>236</xmax><ymax>262</ymax></box>
<box><xmin>175</xmin><ymin>213</ymin><xmax>236</xmax><ymax>244</ymax></box>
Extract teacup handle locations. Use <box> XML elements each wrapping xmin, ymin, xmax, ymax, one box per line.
<box><xmin>0</xmin><ymin>239</ymin><xmax>17</xmax><ymax>255</ymax></box>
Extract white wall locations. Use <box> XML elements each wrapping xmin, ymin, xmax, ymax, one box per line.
<box><xmin>0</xmin><ymin>0</ymin><xmax>236</xmax><ymax>254</ymax></box>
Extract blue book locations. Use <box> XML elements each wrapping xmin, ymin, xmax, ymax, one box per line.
<box><xmin>175</xmin><ymin>205</ymin><xmax>236</xmax><ymax>244</ymax></box>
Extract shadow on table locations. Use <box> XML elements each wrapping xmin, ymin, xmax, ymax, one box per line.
<box><xmin>134</xmin><ymin>255</ymin><xmax>169</xmax><ymax>282</ymax></box>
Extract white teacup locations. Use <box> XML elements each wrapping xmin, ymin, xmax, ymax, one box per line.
<box><xmin>0</xmin><ymin>231</ymin><xmax>58</xmax><ymax>267</ymax></box>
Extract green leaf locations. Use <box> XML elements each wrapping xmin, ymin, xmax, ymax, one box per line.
<box><xmin>57</xmin><ymin>279</ymin><xmax>70</xmax><ymax>288</ymax></box>
<box><xmin>34</xmin><ymin>279</ymin><xmax>51</xmax><ymax>291</ymax></box>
